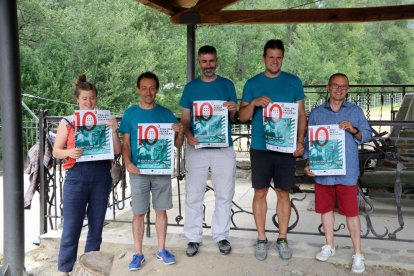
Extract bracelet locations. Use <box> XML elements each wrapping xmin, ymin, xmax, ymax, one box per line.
<box><xmin>352</xmin><ymin>127</ymin><xmax>360</xmax><ymax>136</ymax></box>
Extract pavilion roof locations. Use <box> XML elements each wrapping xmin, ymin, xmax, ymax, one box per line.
<box><xmin>137</xmin><ymin>0</ymin><xmax>414</xmax><ymax>25</ymax></box>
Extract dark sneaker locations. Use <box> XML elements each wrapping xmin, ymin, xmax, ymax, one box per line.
<box><xmin>275</xmin><ymin>239</ymin><xmax>292</xmax><ymax>260</ymax></box>
<box><xmin>217</xmin><ymin>239</ymin><xmax>232</xmax><ymax>255</ymax></box>
<box><xmin>255</xmin><ymin>239</ymin><xmax>270</xmax><ymax>261</ymax></box>
<box><xmin>156</xmin><ymin>249</ymin><xmax>176</xmax><ymax>265</ymax></box>
<box><xmin>129</xmin><ymin>253</ymin><xmax>145</xmax><ymax>270</ymax></box>
<box><xmin>186</xmin><ymin>242</ymin><xmax>200</xmax><ymax>257</ymax></box>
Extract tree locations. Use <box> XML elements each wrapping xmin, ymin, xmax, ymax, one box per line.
<box><xmin>17</xmin><ymin>0</ymin><xmax>414</xmax><ymax>117</ymax></box>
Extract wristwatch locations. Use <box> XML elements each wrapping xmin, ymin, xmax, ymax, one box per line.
<box><xmin>352</xmin><ymin>127</ymin><xmax>360</xmax><ymax>136</ymax></box>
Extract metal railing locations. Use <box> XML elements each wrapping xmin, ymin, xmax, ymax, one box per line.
<box><xmin>4</xmin><ymin>84</ymin><xmax>412</xmax><ymax>166</ymax></box>
<box><xmin>31</xmin><ymin>85</ymin><xmax>414</xmax><ymax>243</ymax></box>
<box><xmin>36</xmin><ymin>121</ymin><xmax>414</xmax><ymax>242</ymax></box>
<box><xmin>304</xmin><ymin>85</ymin><xmax>414</xmax><ymax>122</ymax></box>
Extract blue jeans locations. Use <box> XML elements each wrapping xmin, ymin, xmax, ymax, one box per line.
<box><xmin>58</xmin><ymin>160</ymin><xmax>111</xmax><ymax>272</ymax></box>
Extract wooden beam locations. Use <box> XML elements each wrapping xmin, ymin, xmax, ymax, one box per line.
<box><xmin>171</xmin><ymin>4</ymin><xmax>414</xmax><ymax>24</ymax></box>
<box><xmin>173</xmin><ymin>0</ymin><xmax>199</xmax><ymax>8</ymax></box>
<box><xmin>191</xmin><ymin>0</ymin><xmax>240</xmax><ymax>13</ymax></box>
<box><xmin>168</xmin><ymin>0</ymin><xmax>240</xmax><ymax>24</ymax></box>
<box><xmin>137</xmin><ymin>0</ymin><xmax>184</xmax><ymax>16</ymax></box>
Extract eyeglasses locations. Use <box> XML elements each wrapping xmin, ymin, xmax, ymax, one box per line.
<box><xmin>329</xmin><ymin>84</ymin><xmax>349</xmax><ymax>90</ymax></box>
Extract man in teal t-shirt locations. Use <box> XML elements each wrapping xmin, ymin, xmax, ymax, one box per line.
<box><xmin>180</xmin><ymin>45</ymin><xmax>238</xmax><ymax>257</ymax></box>
<box><xmin>119</xmin><ymin>72</ymin><xmax>184</xmax><ymax>270</ymax></box>
<box><xmin>239</xmin><ymin>39</ymin><xmax>307</xmax><ymax>261</ymax></box>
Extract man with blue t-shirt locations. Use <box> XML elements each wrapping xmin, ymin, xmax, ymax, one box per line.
<box><xmin>119</xmin><ymin>72</ymin><xmax>184</xmax><ymax>270</ymax></box>
<box><xmin>180</xmin><ymin>45</ymin><xmax>238</xmax><ymax>257</ymax></box>
<box><xmin>239</xmin><ymin>39</ymin><xmax>307</xmax><ymax>261</ymax></box>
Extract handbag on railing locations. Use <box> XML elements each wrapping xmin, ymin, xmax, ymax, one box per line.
<box><xmin>111</xmin><ymin>155</ymin><xmax>123</xmax><ymax>186</ymax></box>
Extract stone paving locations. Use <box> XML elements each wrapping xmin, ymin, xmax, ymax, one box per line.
<box><xmin>25</xmin><ymin>178</ymin><xmax>414</xmax><ymax>275</ymax></box>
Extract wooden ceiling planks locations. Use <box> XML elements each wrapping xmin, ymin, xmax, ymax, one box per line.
<box><xmin>189</xmin><ymin>0</ymin><xmax>241</xmax><ymax>13</ymax></box>
<box><xmin>137</xmin><ymin>1</ymin><xmax>414</xmax><ymax>25</ymax></box>
<box><xmin>172</xmin><ymin>5</ymin><xmax>414</xmax><ymax>24</ymax></box>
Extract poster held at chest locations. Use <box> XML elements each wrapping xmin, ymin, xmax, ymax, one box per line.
<box><xmin>136</xmin><ymin>123</ymin><xmax>175</xmax><ymax>175</ymax></box>
<box><xmin>193</xmin><ymin>100</ymin><xmax>228</xmax><ymax>149</ymax></box>
<box><xmin>308</xmin><ymin>124</ymin><xmax>346</xmax><ymax>176</ymax></box>
<box><xmin>75</xmin><ymin>110</ymin><xmax>114</xmax><ymax>162</ymax></box>
<box><xmin>263</xmin><ymin>102</ymin><xmax>298</xmax><ymax>153</ymax></box>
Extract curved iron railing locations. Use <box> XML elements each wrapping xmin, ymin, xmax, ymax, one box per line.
<box><xmin>35</xmin><ymin>87</ymin><xmax>414</xmax><ymax>242</ymax></box>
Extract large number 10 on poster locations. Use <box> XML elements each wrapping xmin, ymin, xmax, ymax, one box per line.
<box><xmin>192</xmin><ymin>100</ymin><xmax>228</xmax><ymax>149</ymax></box>
<box><xmin>263</xmin><ymin>102</ymin><xmax>298</xmax><ymax>153</ymax></box>
<box><xmin>74</xmin><ymin>110</ymin><xmax>114</xmax><ymax>162</ymax></box>
<box><xmin>136</xmin><ymin>123</ymin><xmax>175</xmax><ymax>175</ymax></box>
<box><xmin>308</xmin><ymin>124</ymin><xmax>346</xmax><ymax>176</ymax></box>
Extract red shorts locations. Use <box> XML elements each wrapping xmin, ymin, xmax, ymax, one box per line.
<box><xmin>314</xmin><ymin>183</ymin><xmax>359</xmax><ymax>217</ymax></box>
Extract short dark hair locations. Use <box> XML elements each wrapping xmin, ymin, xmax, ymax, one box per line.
<box><xmin>136</xmin><ymin>71</ymin><xmax>159</xmax><ymax>89</ymax></box>
<box><xmin>198</xmin><ymin>45</ymin><xmax>217</xmax><ymax>57</ymax></box>
<box><xmin>263</xmin><ymin>39</ymin><xmax>284</xmax><ymax>56</ymax></box>
<box><xmin>328</xmin><ymin>73</ymin><xmax>349</xmax><ymax>85</ymax></box>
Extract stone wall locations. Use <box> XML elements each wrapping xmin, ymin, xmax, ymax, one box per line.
<box><xmin>396</xmin><ymin>128</ymin><xmax>414</xmax><ymax>169</ymax></box>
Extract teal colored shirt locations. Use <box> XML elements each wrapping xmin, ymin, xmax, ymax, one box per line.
<box><xmin>179</xmin><ymin>75</ymin><xmax>237</xmax><ymax>147</ymax></box>
<box><xmin>241</xmin><ymin>71</ymin><xmax>305</xmax><ymax>150</ymax></box>
<box><xmin>119</xmin><ymin>104</ymin><xmax>177</xmax><ymax>165</ymax></box>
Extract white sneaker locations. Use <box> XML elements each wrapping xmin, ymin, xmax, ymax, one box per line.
<box><xmin>316</xmin><ymin>245</ymin><xmax>335</xmax><ymax>261</ymax></box>
<box><xmin>352</xmin><ymin>254</ymin><xmax>365</xmax><ymax>274</ymax></box>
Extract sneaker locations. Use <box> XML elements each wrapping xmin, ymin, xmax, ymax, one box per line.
<box><xmin>186</xmin><ymin>242</ymin><xmax>200</xmax><ymax>257</ymax></box>
<box><xmin>129</xmin><ymin>253</ymin><xmax>145</xmax><ymax>271</ymax></box>
<box><xmin>316</xmin><ymin>245</ymin><xmax>335</xmax><ymax>261</ymax></box>
<box><xmin>352</xmin><ymin>254</ymin><xmax>365</xmax><ymax>274</ymax></box>
<box><xmin>255</xmin><ymin>239</ymin><xmax>270</xmax><ymax>261</ymax></box>
<box><xmin>217</xmin><ymin>239</ymin><xmax>232</xmax><ymax>255</ymax></box>
<box><xmin>156</xmin><ymin>249</ymin><xmax>176</xmax><ymax>265</ymax></box>
<box><xmin>275</xmin><ymin>238</ymin><xmax>292</xmax><ymax>260</ymax></box>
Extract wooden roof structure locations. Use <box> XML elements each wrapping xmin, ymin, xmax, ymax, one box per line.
<box><xmin>137</xmin><ymin>0</ymin><xmax>414</xmax><ymax>25</ymax></box>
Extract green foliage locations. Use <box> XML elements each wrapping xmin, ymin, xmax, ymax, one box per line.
<box><xmin>19</xmin><ymin>0</ymin><xmax>187</xmax><ymax>116</ymax></box>
<box><xmin>18</xmin><ymin>0</ymin><xmax>414</xmax><ymax>117</ymax></box>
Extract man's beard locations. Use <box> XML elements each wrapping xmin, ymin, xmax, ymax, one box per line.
<box><xmin>202</xmin><ymin>68</ymin><xmax>216</xmax><ymax>77</ymax></box>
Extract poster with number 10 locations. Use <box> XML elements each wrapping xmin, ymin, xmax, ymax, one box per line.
<box><xmin>74</xmin><ymin>110</ymin><xmax>114</xmax><ymax>162</ymax></box>
<box><xmin>308</xmin><ymin>124</ymin><xmax>346</xmax><ymax>176</ymax></box>
<box><xmin>193</xmin><ymin>100</ymin><xmax>228</xmax><ymax>149</ymax></box>
<box><xmin>263</xmin><ymin>102</ymin><xmax>298</xmax><ymax>153</ymax></box>
<box><xmin>136</xmin><ymin>123</ymin><xmax>175</xmax><ymax>175</ymax></box>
